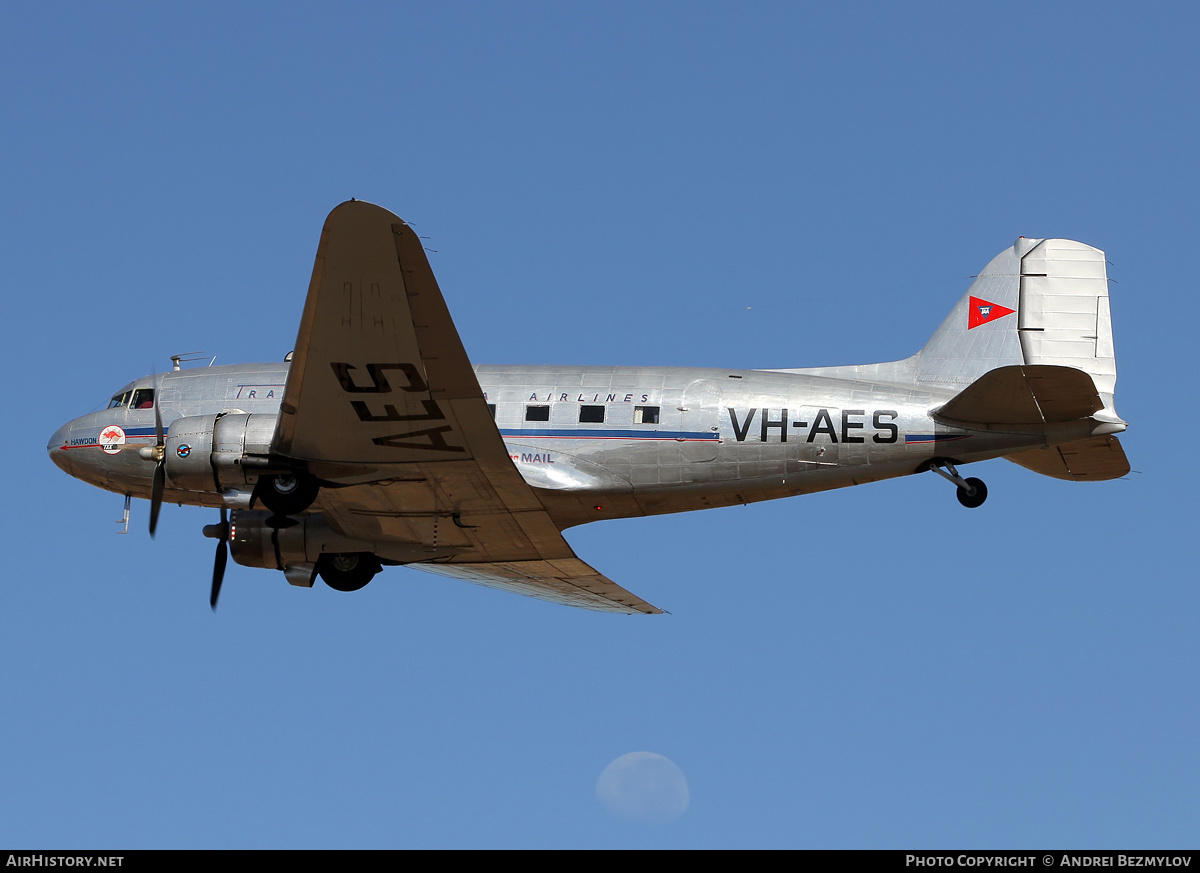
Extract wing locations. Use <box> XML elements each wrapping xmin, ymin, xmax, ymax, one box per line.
<box><xmin>271</xmin><ymin>200</ymin><xmax>660</xmax><ymax>614</ymax></box>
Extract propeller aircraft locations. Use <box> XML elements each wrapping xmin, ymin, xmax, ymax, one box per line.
<box><xmin>48</xmin><ymin>201</ymin><xmax>1130</xmax><ymax>612</ymax></box>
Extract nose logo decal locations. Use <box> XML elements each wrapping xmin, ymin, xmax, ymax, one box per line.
<box><xmin>177</xmin><ymin>444</ymin><xmax>191</xmax><ymax>458</ymax></box>
<box><xmin>99</xmin><ymin>425</ymin><xmax>126</xmax><ymax>455</ymax></box>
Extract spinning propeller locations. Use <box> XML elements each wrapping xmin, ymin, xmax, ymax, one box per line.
<box><xmin>148</xmin><ymin>385</ymin><xmax>165</xmax><ymax>536</ymax></box>
<box><xmin>202</xmin><ymin>508</ymin><xmax>230</xmax><ymax>610</ymax></box>
<box><xmin>136</xmin><ymin>381</ymin><xmax>167</xmax><ymax>536</ymax></box>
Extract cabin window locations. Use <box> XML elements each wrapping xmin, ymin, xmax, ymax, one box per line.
<box><xmin>107</xmin><ymin>391</ymin><xmax>131</xmax><ymax>409</ymax></box>
<box><xmin>130</xmin><ymin>388</ymin><xmax>156</xmax><ymax>410</ymax></box>
<box><xmin>579</xmin><ymin>405</ymin><xmax>605</xmax><ymax>423</ymax></box>
<box><xmin>487</xmin><ymin>403</ymin><xmax>496</xmax><ymax>419</ymax></box>
<box><xmin>634</xmin><ymin>405</ymin><xmax>660</xmax><ymax>424</ymax></box>
<box><xmin>525</xmin><ymin>405</ymin><xmax>550</xmax><ymax>422</ymax></box>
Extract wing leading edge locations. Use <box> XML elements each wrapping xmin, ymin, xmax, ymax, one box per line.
<box><xmin>271</xmin><ymin>200</ymin><xmax>660</xmax><ymax>614</ymax></box>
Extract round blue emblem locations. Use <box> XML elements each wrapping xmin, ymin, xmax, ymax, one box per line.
<box><xmin>177</xmin><ymin>444</ymin><xmax>191</xmax><ymax>458</ymax></box>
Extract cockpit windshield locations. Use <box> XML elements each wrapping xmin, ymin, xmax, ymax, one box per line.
<box><xmin>106</xmin><ymin>387</ymin><xmax>155</xmax><ymax>410</ymax></box>
<box><xmin>130</xmin><ymin>388</ymin><xmax>155</xmax><ymax>409</ymax></box>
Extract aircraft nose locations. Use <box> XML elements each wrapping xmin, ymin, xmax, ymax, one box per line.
<box><xmin>48</xmin><ymin>423</ymin><xmax>74</xmax><ymax>475</ymax></box>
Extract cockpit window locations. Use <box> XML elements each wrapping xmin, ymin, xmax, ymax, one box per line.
<box><xmin>107</xmin><ymin>391</ymin><xmax>132</xmax><ymax>409</ymax></box>
<box><xmin>130</xmin><ymin>388</ymin><xmax>155</xmax><ymax>410</ymax></box>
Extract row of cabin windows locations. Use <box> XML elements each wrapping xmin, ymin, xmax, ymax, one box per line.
<box><xmin>524</xmin><ymin>404</ymin><xmax>659</xmax><ymax>424</ymax></box>
<box><xmin>486</xmin><ymin>404</ymin><xmax>661</xmax><ymax>425</ymax></box>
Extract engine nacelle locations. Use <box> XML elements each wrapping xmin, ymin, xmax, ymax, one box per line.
<box><xmin>227</xmin><ymin>511</ymin><xmax>375</xmax><ymax>571</ymax></box>
<box><xmin>164</xmin><ymin>413</ymin><xmax>277</xmax><ymax>493</ymax></box>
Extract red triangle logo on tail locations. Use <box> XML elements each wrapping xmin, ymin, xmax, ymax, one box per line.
<box><xmin>967</xmin><ymin>296</ymin><xmax>1015</xmax><ymax>330</ymax></box>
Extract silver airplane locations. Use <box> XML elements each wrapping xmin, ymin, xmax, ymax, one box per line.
<box><xmin>48</xmin><ymin>201</ymin><xmax>1130</xmax><ymax>613</ymax></box>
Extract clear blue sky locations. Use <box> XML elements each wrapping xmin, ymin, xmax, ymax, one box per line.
<box><xmin>3</xmin><ymin>2</ymin><xmax>1196</xmax><ymax>848</ymax></box>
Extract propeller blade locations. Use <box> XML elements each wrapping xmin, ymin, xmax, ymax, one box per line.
<box><xmin>149</xmin><ymin>461</ymin><xmax>164</xmax><ymax>536</ymax></box>
<box><xmin>210</xmin><ymin>538</ymin><xmax>228</xmax><ymax>610</ymax></box>
<box><xmin>207</xmin><ymin>508</ymin><xmax>229</xmax><ymax>611</ymax></box>
<box><xmin>149</xmin><ymin>379</ymin><xmax>166</xmax><ymax>537</ymax></box>
<box><xmin>153</xmin><ymin>380</ymin><xmax>164</xmax><ymax>446</ymax></box>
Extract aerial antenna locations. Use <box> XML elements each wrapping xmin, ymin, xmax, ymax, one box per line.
<box><xmin>170</xmin><ymin>352</ymin><xmax>209</xmax><ymax>371</ymax></box>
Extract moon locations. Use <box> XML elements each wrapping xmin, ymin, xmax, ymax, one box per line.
<box><xmin>595</xmin><ymin>751</ymin><xmax>690</xmax><ymax>824</ymax></box>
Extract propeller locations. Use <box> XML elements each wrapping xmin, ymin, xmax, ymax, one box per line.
<box><xmin>202</xmin><ymin>508</ymin><xmax>230</xmax><ymax>610</ymax></box>
<box><xmin>147</xmin><ymin>382</ymin><xmax>166</xmax><ymax>537</ymax></box>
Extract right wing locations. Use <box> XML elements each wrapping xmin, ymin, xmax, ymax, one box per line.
<box><xmin>270</xmin><ymin>200</ymin><xmax>660</xmax><ymax>614</ymax></box>
<box><xmin>411</xmin><ymin>559</ymin><xmax>663</xmax><ymax>614</ymax></box>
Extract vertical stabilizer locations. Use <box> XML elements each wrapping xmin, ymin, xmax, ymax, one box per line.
<box><xmin>912</xmin><ymin>238</ymin><xmax>1119</xmax><ymax>422</ymax></box>
<box><xmin>913</xmin><ymin>243</ymin><xmax>1025</xmax><ymax>387</ymax></box>
<box><xmin>779</xmin><ymin>238</ymin><xmax>1122</xmax><ymax>423</ymax></box>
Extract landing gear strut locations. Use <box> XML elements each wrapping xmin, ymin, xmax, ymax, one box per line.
<box><xmin>317</xmin><ymin>553</ymin><xmax>381</xmax><ymax>592</ymax></box>
<box><xmin>927</xmin><ymin>459</ymin><xmax>988</xmax><ymax>509</ymax></box>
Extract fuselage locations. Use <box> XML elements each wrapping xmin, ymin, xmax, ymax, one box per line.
<box><xmin>48</xmin><ymin>360</ymin><xmax>1050</xmax><ymax>528</ymax></box>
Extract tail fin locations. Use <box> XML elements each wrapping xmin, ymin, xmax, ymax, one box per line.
<box><xmin>914</xmin><ymin>238</ymin><xmax>1121</xmax><ymax>425</ymax></box>
<box><xmin>779</xmin><ymin>238</ymin><xmax>1129</xmax><ymax>480</ymax></box>
<box><xmin>786</xmin><ymin>239</ymin><xmax>1120</xmax><ymax>429</ymax></box>
<box><xmin>920</xmin><ymin>238</ymin><xmax>1129</xmax><ymax>481</ymax></box>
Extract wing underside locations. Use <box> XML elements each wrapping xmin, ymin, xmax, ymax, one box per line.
<box><xmin>272</xmin><ymin>200</ymin><xmax>660</xmax><ymax>614</ymax></box>
<box><xmin>414</xmin><ymin>559</ymin><xmax>662</xmax><ymax>614</ymax></box>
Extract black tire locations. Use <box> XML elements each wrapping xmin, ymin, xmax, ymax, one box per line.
<box><xmin>318</xmin><ymin>553</ymin><xmax>380</xmax><ymax>592</ymax></box>
<box><xmin>956</xmin><ymin>477</ymin><xmax>987</xmax><ymax>509</ymax></box>
<box><xmin>257</xmin><ymin>473</ymin><xmax>319</xmax><ymax>516</ymax></box>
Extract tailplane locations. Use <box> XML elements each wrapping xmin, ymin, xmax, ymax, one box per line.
<box><xmin>929</xmin><ymin>362</ymin><xmax>1129</xmax><ymax>481</ymax></box>
<box><xmin>1005</xmin><ymin>435</ymin><xmax>1129</xmax><ymax>482</ymax></box>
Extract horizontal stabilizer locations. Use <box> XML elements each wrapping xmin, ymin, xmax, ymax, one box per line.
<box><xmin>934</xmin><ymin>364</ymin><xmax>1103</xmax><ymax>426</ymax></box>
<box><xmin>1006</xmin><ymin>435</ymin><xmax>1130</xmax><ymax>482</ymax></box>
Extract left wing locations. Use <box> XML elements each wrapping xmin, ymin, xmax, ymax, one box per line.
<box><xmin>271</xmin><ymin>200</ymin><xmax>660</xmax><ymax>614</ymax></box>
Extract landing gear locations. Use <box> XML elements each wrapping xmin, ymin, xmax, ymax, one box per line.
<box><xmin>317</xmin><ymin>553</ymin><xmax>381</xmax><ymax>592</ymax></box>
<box><xmin>256</xmin><ymin>472</ymin><xmax>320</xmax><ymax>516</ymax></box>
<box><xmin>926</xmin><ymin>459</ymin><xmax>988</xmax><ymax>509</ymax></box>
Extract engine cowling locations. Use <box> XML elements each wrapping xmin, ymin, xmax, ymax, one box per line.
<box><xmin>227</xmin><ymin>511</ymin><xmax>374</xmax><ymax>571</ymax></box>
<box><xmin>163</xmin><ymin>413</ymin><xmax>276</xmax><ymax>494</ymax></box>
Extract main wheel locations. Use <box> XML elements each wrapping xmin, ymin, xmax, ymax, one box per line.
<box><xmin>318</xmin><ymin>553</ymin><xmax>380</xmax><ymax>592</ymax></box>
<box><xmin>257</xmin><ymin>472</ymin><xmax>320</xmax><ymax>516</ymax></box>
<box><xmin>956</xmin><ymin>477</ymin><xmax>987</xmax><ymax>509</ymax></box>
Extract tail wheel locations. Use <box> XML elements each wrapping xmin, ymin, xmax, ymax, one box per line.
<box><xmin>318</xmin><ymin>553</ymin><xmax>381</xmax><ymax>592</ymax></box>
<box><xmin>257</xmin><ymin>473</ymin><xmax>320</xmax><ymax>516</ymax></box>
<box><xmin>956</xmin><ymin>477</ymin><xmax>988</xmax><ymax>509</ymax></box>
<box><xmin>928</xmin><ymin>460</ymin><xmax>988</xmax><ymax>509</ymax></box>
